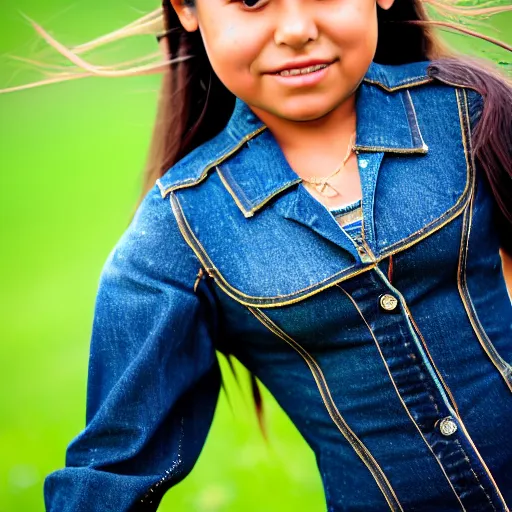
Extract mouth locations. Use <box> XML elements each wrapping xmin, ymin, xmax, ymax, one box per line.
<box><xmin>275</xmin><ymin>63</ymin><xmax>330</xmax><ymax>77</ymax></box>
<box><xmin>268</xmin><ymin>61</ymin><xmax>334</xmax><ymax>87</ymax></box>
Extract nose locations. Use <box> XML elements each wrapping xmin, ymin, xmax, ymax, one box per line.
<box><xmin>273</xmin><ymin>4</ymin><xmax>318</xmax><ymax>49</ymax></box>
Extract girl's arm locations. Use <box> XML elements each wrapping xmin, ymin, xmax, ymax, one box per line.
<box><xmin>44</xmin><ymin>185</ymin><xmax>221</xmax><ymax>512</ymax></box>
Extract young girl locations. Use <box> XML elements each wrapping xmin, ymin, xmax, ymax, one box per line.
<box><xmin>15</xmin><ymin>0</ymin><xmax>511</xmax><ymax>510</ymax></box>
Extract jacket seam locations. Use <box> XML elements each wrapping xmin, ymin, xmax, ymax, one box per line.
<box><xmin>216</xmin><ymin>166</ymin><xmax>303</xmax><ymax>218</ymax></box>
<box><xmin>216</xmin><ymin>166</ymin><xmax>254</xmax><ymax>218</ymax></box>
<box><xmin>138</xmin><ymin>416</ymin><xmax>185</xmax><ymax>508</ymax></box>
<box><xmin>159</xmin><ymin>76</ymin><xmax>436</xmax><ymax>194</ymax></box>
<box><xmin>353</xmin><ymin>145</ymin><xmax>428</xmax><ymax>155</ymax></box>
<box><xmin>398</xmin><ymin>299</ymin><xmax>460</xmax><ymax>418</ymax></box>
<box><xmin>168</xmin><ymin>194</ymin><xmax>216</xmax><ymax>279</ymax></box>
<box><xmin>249</xmin><ymin>179</ymin><xmax>303</xmax><ymax>215</ymax></box>
<box><xmin>370</xmin><ymin>265</ymin><xmax>504</xmax><ymax>510</ymax></box>
<box><xmin>405</xmin><ymin>90</ymin><xmax>429</xmax><ymax>152</ymax></box>
<box><xmin>163</xmin><ymin>196</ymin><xmax>215</xmax><ymax>294</ymax></box>
<box><xmin>399</xmin><ymin>91</ymin><xmax>415</xmax><ymax>147</ymax></box>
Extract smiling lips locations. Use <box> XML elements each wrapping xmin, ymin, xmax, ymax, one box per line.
<box><xmin>268</xmin><ymin>59</ymin><xmax>334</xmax><ymax>76</ymax></box>
<box><xmin>277</xmin><ymin>63</ymin><xmax>329</xmax><ymax>76</ymax></box>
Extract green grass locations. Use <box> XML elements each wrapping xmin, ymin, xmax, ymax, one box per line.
<box><xmin>0</xmin><ymin>2</ymin><xmax>510</xmax><ymax>511</ymax></box>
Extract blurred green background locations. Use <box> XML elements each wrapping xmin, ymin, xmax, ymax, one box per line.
<box><xmin>0</xmin><ymin>2</ymin><xmax>510</xmax><ymax>511</ymax></box>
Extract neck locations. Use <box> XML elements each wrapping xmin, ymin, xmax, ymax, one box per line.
<box><xmin>249</xmin><ymin>93</ymin><xmax>357</xmax><ymax>154</ymax></box>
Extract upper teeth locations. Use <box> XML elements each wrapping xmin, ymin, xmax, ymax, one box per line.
<box><xmin>278</xmin><ymin>64</ymin><xmax>328</xmax><ymax>76</ymax></box>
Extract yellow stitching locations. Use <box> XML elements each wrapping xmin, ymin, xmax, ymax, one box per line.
<box><xmin>216</xmin><ymin>166</ymin><xmax>302</xmax><ymax>218</ymax></box>
<box><xmin>156</xmin><ymin>179</ymin><xmax>166</xmax><ymax>195</ymax></box>
<box><xmin>360</xmin><ymin>238</ymin><xmax>377</xmax><ymax>262</ymax></box>
<box><xmin>453</xmin><ymin>438</ymin><xmax>497</xmax><ymax>512</ymax></box>
<box><xmin>430</xmin><ymin>76</ymin><xmax>480</xmax><ymax>94</ymax></box>
<box><xmin>168</xmin><ymin>88</ymin><xmax>471</xmax><ymax>309</ymax></box>
<box><xmin>171</xmin><ymin>185</ymin><xmax>467</xmax><ymax>308</ymax></box>
<box><xmin>159</xmin><ymin>126</ymin><xmax>267</xmax><ymax>198</ymax></box>
<box><xmin>248</xmin><ymin>306</ymin><xmax>403</xmax><ymax>512</ymax></box>
<box><xmin>249</xmin><ymin>179</ymin><xmax>303</xmax><ymax>215</ymax></box>
<box><xmin>161</xmin><ymin>77</ymin><xmax>433</xmax><ymax>196</ymax></box>
<box><xmin>383</xmin><ymin>198</ymin><xmax>470</xmax><ymax>252</ymax></box>
<box><xmin>169</xmin><ymin>195</ymin><xmax>215</xmax><ymax>271</ymax></box>
<box><xmin>217</xmin><ymin>165</ymin><xmax>302</xmax><ymax>219</ymax></box>
<box><xmin>379</xmin><ymin>200</ymin><xmax>469</xmax><ymax>259</ymax></box>
<box><xmin>336</xmin><ymin>284</ymin><xmax>466</xmax><ymax>510</ymax></box>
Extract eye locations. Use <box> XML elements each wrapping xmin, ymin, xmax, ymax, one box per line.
<box><xmin>240</xmin><ymin>0</ymin><xmax>266</xmax><ymax>10</ymax></box>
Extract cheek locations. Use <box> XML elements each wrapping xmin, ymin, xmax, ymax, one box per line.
<box><xmin>328</xmin><ymin>4</ymin><xmax>377</xmax><ymax>50</ymax></box>
<box><xmin>327</xmin><ymin>5</ymin><xmax>378</xmax><ymax>74</ymax></box>
<box><xmin>200</xmin><ymin>23</ymin><xmax>261</xmax><ymax>89</ymax></box>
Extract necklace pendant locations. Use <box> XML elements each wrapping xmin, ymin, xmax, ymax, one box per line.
<box><xmin>315</xmin><ymin>182</ymin><xmax>339</xmax><ymax>198</ymax></box>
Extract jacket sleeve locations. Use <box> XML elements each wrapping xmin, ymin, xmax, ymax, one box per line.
<box><xmin>44</xmin><ymin>185</ymin><xmax>221</xmax><ymax>512</ymax></box>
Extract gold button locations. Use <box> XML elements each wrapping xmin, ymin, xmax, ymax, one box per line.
<box><xmin>379</xmin><ymin>294</ymin><xmax>398</xmax><ymax>312</ymax></box>
<box><xmin>438</xmin><ymin>417</ymin><xmax>458</xmax><ymax>437</ymax></box>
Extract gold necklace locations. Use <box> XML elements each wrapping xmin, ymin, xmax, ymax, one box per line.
<box><xmin>301</xmin><ymin>131</ymin><xmax>356</xmax><ymax>198</ymax></box>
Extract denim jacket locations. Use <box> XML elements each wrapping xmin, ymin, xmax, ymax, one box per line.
<box><xmin>44</xmin><ymin>61</ymin><xmax>512</xmax><ymax>512</ymax></box>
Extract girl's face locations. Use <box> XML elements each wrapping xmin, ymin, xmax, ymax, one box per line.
<box><xmin>172</xmin><ymin>0</ymin><xmax>394</xmax><ymax>122</ymax></box>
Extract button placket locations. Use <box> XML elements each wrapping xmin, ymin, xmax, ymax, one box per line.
<box><xmin>345</xmin><ymin>266</ymin><xmax>505</xmax><ymax>511</ymax></box>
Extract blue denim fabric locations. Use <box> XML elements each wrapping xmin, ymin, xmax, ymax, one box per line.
<box><xmin>44</xmin><ymin>60</ymin><xmax>512</xmax><ymax>512</ymax></box>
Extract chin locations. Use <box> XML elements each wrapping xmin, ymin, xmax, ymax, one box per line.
<box><xmin>275</xmin><ymin>99</ymin><xmax>340</xmax><ymax>122</ymax></box>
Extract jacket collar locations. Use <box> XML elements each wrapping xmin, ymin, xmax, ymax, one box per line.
<box><xmin>354</xmin><ymin>60</ymin><xmax>432</xmax><ymax>154</ymax></box>
<box><xmin>158</xmin><ymin>61</ymin><xmax>432</xmax><ymax>217</ymax></box>
<box><xmin>363</xmin><ymin>60</ymin><xmax>432</xmax><ymax>92</ymax></box>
